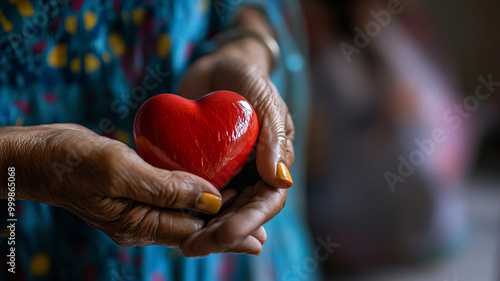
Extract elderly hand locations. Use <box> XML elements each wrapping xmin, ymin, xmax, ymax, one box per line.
<box><xmin>177</xmin><ymin>13</ymin><xmax>295</xmax><ymax>256</ymax></box>
<box><xmin>0</xmin><ymin>124</ymin><xmax>224</xmax><ymax>248</ymax></box>
<box><xmin>179</xmin><ymin>37</ymin><xmax>295</xmax><ymax>189</ymax></box>
<box><xmin>0</xmin><ymin>8</ymin><xmax>296</xmax><ymax>257</ymax></box>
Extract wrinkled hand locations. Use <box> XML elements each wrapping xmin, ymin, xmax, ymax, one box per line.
<box><xmin>179</xmin><ymin>37</ymin><xmax>295</xmax><ymax>187</ymax></box>
<box><xmin>7</xmin><ymin>124</ymin><xmax>222</xmax><ymax>248</ymax></box>
<box><xmin>177</xmin><ymin>36</ymin><xmax>295</xmax><ymax>256</ymax></box>
<box><xmin>181</xmin><ymin>180</ymin><xmax>286</xmax><ymax>256</ymax></box>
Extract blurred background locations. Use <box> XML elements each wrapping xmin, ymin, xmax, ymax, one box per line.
<box><xmin>301</xmin><ymin>0</ymin><xmax>500</xmax><ymax>280</ymax></box>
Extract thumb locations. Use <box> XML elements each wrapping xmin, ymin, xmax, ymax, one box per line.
<box><xmin>252</xmin><ymin>83</ymin><xmax>294</xmax><ymax>189</ymax></box>
<box><xmin>115</xmin><ymin>158</ymin><xmax>223</xmax><ymax>215</ymax></box>
<box><xmin>208</xmin><ymin>59</ymin><xmax>294</xmax><ymax>189</ymax></box>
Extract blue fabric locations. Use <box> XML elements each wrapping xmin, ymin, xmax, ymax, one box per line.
<box><xmin>0</xmin><ymin>0</ymin><xmax>318</xmax><ymax>280</ymax></box>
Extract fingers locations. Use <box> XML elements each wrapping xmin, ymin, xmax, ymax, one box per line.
<box><xmin>284</xmin><ymin>113</ymin><xmax>296</xmax><ymax>168</ymax></box>
<box><xmin>223</xmin><ymin>227</ymin><xmax>266</xmax><ymax>255</ymax></box>
<box><xmin>180</xmin><ymin>219</ymin><xmax>226</xmax><ymax>257</ymax></box>
<box><xmin>251</xmin><ymin>226</ymin><xmax>267</xmax><ymax>244</ymax></box>
<box><xmin>222</xmin><ymin>235</ymin><xmax>263</xmax><ymax>255</ymax></box>
<box><xmin>155</xmin><ymin>208</ymin><xmax>205</xmax><ymax>246</ymax></box>
<box><xmin>182</xmin><ymin>57</ymin><xmax>296</xmax><ymax>189</ymax></box>
<box><xmin>139</xmin><ymin>169</ymin><xmax>222</xmax><ymax>215</ymax></box>
<box><xmin>208</xmin><ymin>60</ymin><xmax>295</xmax><ymax>189</ymax></box>
<box><xmin>182</xmin><ymin>230</ymin><xmax>263</xmax><ymax>257</ymax></box>
<box><xmin>221</xmin><ymin>188</ymin><xmax>237</xmax><ymax>207</ymax></box>
<box><xmin>108</xmin><ymin>151</ymin><xmax>223</xmax><ymax>215</ymax></box>
<box><xmin>254</xmin><ymin>90</ymin><xmax>295</xmax><ymax>189</ymax></box>
<box><xmin>180</xmin><ymin>224</ymin><xmax>264</xmax><ymax>257</ymax></box>
<box><xmin>93</xmin><ymin>198</ymin><xmax>205</xmax><ymax>248</ymax></box>
<box><xmin>214</xmin><ymin>181</ymin><xmax>286</xmax><ymax>245</ymax></box>
<box><xmin>180</xmin><ymin>181</ymin><xmax>285</xmax><ymax>257</ymax></box>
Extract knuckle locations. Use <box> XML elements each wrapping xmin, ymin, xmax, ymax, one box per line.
<box><xmin>219</xmin><ymin>63</ymin><xmax>291</xmax><ymax>156</ymax></box>
<box><xmin>163</xmin><ymin>172</ymin><xmax>185</xmax><ymax>207</ymax></box>
<box><xmin>109</xmin><ymin>206</ymin><xmax>156</xmax><ymax>247</ymax></box>
<box><xmin>259</xmin><ymin>117</ymin><xmax>287</xmax><ymax>156</ymax></box>
<box><xmin>261</xmin><ymin>115</ymin><xmax>286</xmax><ymax>140</ymax></box>
<box><xmin>148</xmin><ymin>219</ymin><xmax>161</xmax><ymax>246</ymax></box>
<box><xmin>95</xmin><ymin>148</ymin><xmax>126</xmax><ymax>184</ymax></box>
<box><xmin>278</xmin><ymin>190</ymin><xmax>287</xmax><ymax>212</ymax></box>
<box><xmin>97</xmin><ymin>147</ymin><xmax>141</xmax><ymax>196</ymax></box>
<box><xmin>161</xmin><ymin>215</ymin><xmax>188</xmax><ymax>248</ymax></box>
<box><xmin>253</xmin><ymin>86</ymin><xmax>278</xmax><ymax>117</ymax></box>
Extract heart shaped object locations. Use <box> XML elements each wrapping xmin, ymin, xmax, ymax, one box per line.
<box><xmin>133</xmin><ymin>91</ymin><xmax>259</xmax><ymax>190</ymax></box>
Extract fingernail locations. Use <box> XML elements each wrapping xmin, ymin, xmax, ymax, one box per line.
<box><xmin>276</xmin><ymin>162</ymin><xmax>293</xmax><ymax>188</ymax></box>
<box><xmin>196</xmin><ymin>193</ymin><xmax>222</xmax><ymax>215</ymax></box>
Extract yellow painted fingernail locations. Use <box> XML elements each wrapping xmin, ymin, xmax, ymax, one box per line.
<box><xmin>276</xmin><ymin>162</ymin><xmax>293</xmax><ymax>188</ymax></box>
<box><xmin>196</xmin><ymin>193</ymin><xmax>222</xmax><ymax>215</ymax></box>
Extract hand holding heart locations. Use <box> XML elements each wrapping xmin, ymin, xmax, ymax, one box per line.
<box><xmin>2</xmin><ymin>21</ymin><xmax>294</xmax><ymax>257</ymax></box>
<box><xmin>174</xmin><ymin>36</ymin><xmax>296</xmax><ymax>257</ymax></box>
<box><xmin>1</xmin><ymin>124</ymin><xmax>221</xmax><ymax>249</ymax></box>
<box><xmin>4</xmin><ymin>121</ymin><xmax>274</xmax><ymax>255</ymax></box>
<box><xmin>135</xmin><ymin>35</ymin><xmax>296</xmax><ymax>256</ymax></box>
<box><xmin>178</xmin><ymin>37</ymin><xmax>296</xmax><ymax>189</ymax></box>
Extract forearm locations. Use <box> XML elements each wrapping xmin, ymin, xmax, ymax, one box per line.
<box><xmin>0</xmin><ymin>125</ymin><xmax>59</xmax><ymax>202</ymax></box>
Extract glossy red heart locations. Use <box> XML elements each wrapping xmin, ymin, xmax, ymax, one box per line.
<box><xmin>133</xmin><ymin>91</ymin><xmax>259</xmax><ymax>190</ymax></box>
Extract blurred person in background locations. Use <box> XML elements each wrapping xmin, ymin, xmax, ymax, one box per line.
<box><xmin>0</xmin><ymin>0</ymin><xmax>317</xmax><ymax>280</ymax></box>
<box><xmin>303</xmin><ymin>0</ymin><xmax>479</xmax><ymax>275</ymax></box>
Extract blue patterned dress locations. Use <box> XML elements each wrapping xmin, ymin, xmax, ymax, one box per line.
<box><xmin>0</xmin><ymin>0</ymin><xmax>318</xmax><ymax>280</ymax></box>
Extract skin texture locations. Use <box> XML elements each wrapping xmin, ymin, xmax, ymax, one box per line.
<box><xmin>178</xmin><ymin>37</ymin><xmax>296</xmax><ymax>189</ymax></box>
<box><xmin>0</xmin><ymin>124</ymin><xmax>219</xmax><ymax>247</ymax></box>
<box><xmin>176</xmin><ymin>34</ymin><xmax>296</xmax><ymax>256</ymax></box>
<box><xmin>0</xmin><ymin>7</ymin><xmax>294</xmax><ymax>256</ymax></box>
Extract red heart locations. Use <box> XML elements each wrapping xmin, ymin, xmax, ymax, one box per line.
<box><xmin>133</xmin><ymin>91</ymin><xmax>259</xmax><ymax>190</ymax></box>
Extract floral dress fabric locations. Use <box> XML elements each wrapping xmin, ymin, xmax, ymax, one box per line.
<box><xmin>0</xmin><ymin>0</ymin><xmax>317</xmax><ymax>280</ymax></box>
